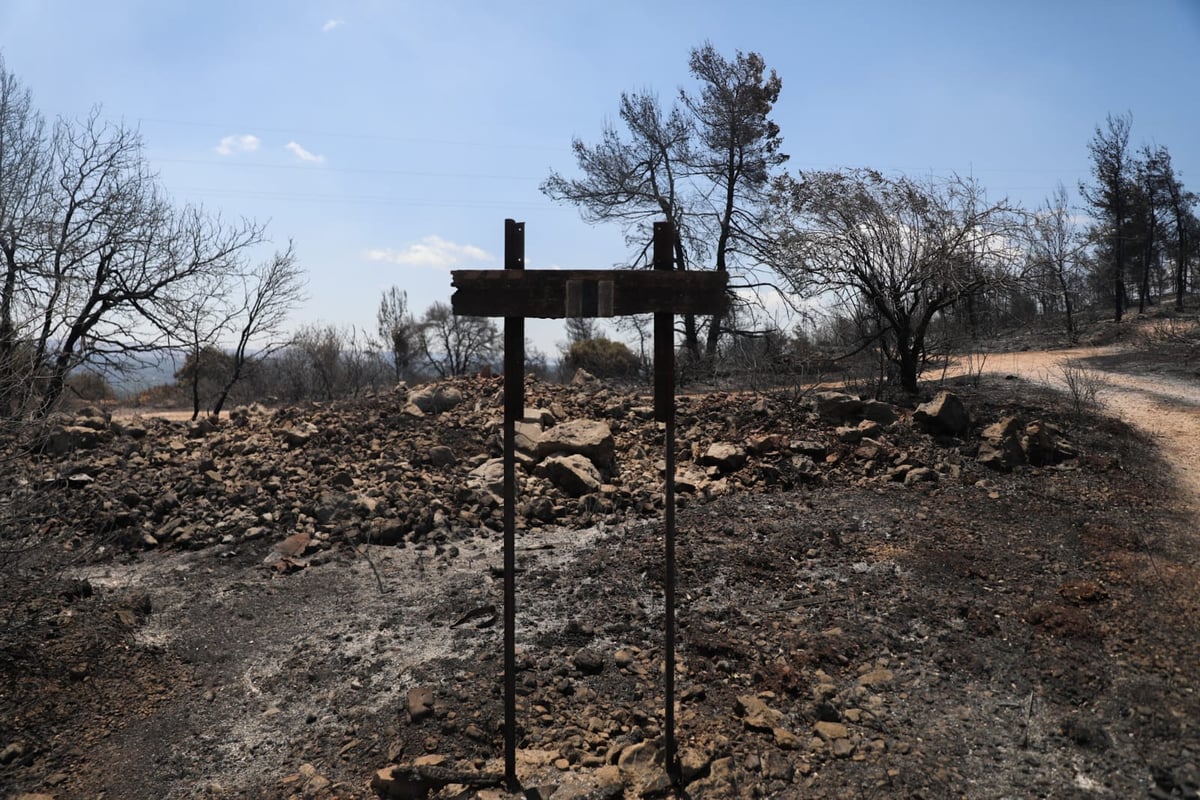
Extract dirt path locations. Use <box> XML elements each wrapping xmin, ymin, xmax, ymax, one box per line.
<box><xmin>986</xmin><ymin>346</ymin><xmax>1200</xmax><ymax>520</ymax></box>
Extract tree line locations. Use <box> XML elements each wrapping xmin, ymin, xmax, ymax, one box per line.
<box><xmin>0</xmin><ymin>57</ymin><xmax>304</xmax><ymax>420</ymax></box>
<box><xmin>4</xmin><ymin>45</ymin><xmax>1198</xmax><ymax>417</ymax></box>
<box><xmin>543</xmin><ymin>42</ymin><xmax>1199</xmax><ymax>393</ymax></box>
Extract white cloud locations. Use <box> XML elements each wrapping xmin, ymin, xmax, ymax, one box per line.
<box><xmin>321</xmin><ymin>18</ymin><xmax>344</xmax><ymax>33</ymax></box>
<box><xmin>285</xmin><ymin>141</ymin><xmax>325</xmax><ymax>164</ymax></box>
<box><xmin>364</xmin><ymin>236</ymin><xmax>493</xmax><ymax>269</ymax></box>
<box><xmin>215</xmin><ymin>134</ymin><xmax>260</xmax><ymax>156</ymax></box>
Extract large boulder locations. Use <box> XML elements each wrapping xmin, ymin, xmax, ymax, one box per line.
<box><xmin>978</xmin><ymin>416</ymin><xmax>1025</xmax><ymax>471</ymax></box>
<box><xmin>699</xmin><ymin>442</ymin><xmax>748</xmax><ymax>473</ymax></box>
<box><xmin>407</xmin><ymin>385</ymin><xmax>464</xmax><ymax>415</ymax></box>
<box><xmin>535</xmin><ymin>454</ymin><xmax>602</xmax><ymax>497</ymax></box>
<box><xmin>860</xmin><ymin>399</ymin><xmax>898</xmax><ymax>425</ymax></box>
<box><xmin>1023</xmin><ymin>420</ymin><xmax>1075</xmax><ymax>466</ymax></box>
<box><xmin>41</xmin><ymin>424</ymin><xmax>109</xmax><ymax>456</ymax></box>
<box><xmin>535</xmin><ymin>419</ymin><xmax>615</xmax><ymax>468</ymax></box>
<box><xmin>468</xmin><ymin>458</ymin><xmax>506</xmax><ymax>497</ymax></box>
<box><xmin>914</xmin><ymin>391</ymin><xmax>969</xmax><ymax>436</ymax></box>
<box><xmin>813</xmin><ymin>391</ymin><xmax>863</xmax><ymax>423</ymax></box>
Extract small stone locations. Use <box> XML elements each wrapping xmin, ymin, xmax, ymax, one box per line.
<box><xmin>814</xmin><ymin>721</ymin><xmax>849</xmax><ymax>741</ymax></box>
<box><xmin>761</xmin><ymin>749</ymin><xmax>794</xmax><ymax>781</ymax></box>
<box><xmin>0</xmin><ymin>741</ymin><xmax>25</xmax><ymax>765</ymax></box>
<box><xmin>856</xmin><ymin>668</ymin><xmax>895</xmax><ymax>687</ymax></box>
<box><xmin>832</xmin><ymin>738</ymin><xmax>855</xmax><ymax>758</ymax></box>
<box><xmin>407</xmin><ymin>686</ymin><xmax>435</xmax><ymax>722</ymax></box>
<box><xmin>737</xmin><ymin>695</ymin><xmax>784</xmax><ymax>732</ymax></box>
<box><xmin>428</xmin><ymin>445</ymin><xmax>457</xmax><ymax>467</ymax></box>
<box><xmin>66</xmin><ymin>472</ymin><xmax>94</xmax><ymax>489</ymax></box>
<box><xmin>773</xmin><ymin>727</ymin><xmax>802</xmax><ymax>750</ymax></box>
<box><xmin>903</xmin><ymin>467</ymin><xmax>937</xmax><ymax>485</ymax></box>
<box><xmin>572</xmin><ymin>648</ymin><xmax>605</xmax><ymax>675</ymax></box>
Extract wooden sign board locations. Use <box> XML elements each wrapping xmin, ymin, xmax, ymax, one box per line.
<box><xmin>449</xmin><ymin>221</ymin><xmax>711</xmax><ymax>790</ymax></box>
<box><xmin>451</xmin><ymin>269</ymin><xmax>727</xmax><ymax>319</ymax></box>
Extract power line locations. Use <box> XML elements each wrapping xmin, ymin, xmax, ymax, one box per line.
<box><xmin>170</xmin><ymin>186</ymin><xmax>550</xmax><ymax>210</ymax></box>
<box><xmin>150</xmin><ymin>156</ymin><xmax>540</xmax><ymax>182</ymax></box>
<box><xmin>135</xmin><ymin>115</ymin><xmax>569</xmax><ymax>152</ymax></box>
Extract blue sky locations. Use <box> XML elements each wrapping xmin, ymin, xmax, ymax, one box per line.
<box><xmin>2</xmin><ymin>0</ymin><xmax>1198</xmax><ymax>354</ymax></box>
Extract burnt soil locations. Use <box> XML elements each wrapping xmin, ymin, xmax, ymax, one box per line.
<box><xmin>2</xmin><ymin>355</ymin><xmax>1199</xmax><ymax>799</ymax></box>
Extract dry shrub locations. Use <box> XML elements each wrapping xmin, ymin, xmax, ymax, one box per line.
<box><xmin>1058</xmin><ymin>360</ymin><xmax>1108</xmax><ymax>415</ymax></box>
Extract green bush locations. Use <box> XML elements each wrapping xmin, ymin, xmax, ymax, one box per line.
<box><xmin>564</xmin><ymin>337</ymin><xmax>640</xmax><ymax>380</ymax></box>
<box><xmin>65</xmin><ymin>370</ymin><xmax>115</xmax><ymax>402</ymax></box>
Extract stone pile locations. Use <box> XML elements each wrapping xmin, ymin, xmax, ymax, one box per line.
<box><xmin>12</xmin><ymin>381</ymin><xmax>1081</xmax><ymax>565</ymax></box>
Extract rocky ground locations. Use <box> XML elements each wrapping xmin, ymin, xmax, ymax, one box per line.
<box><xmin>2</xmin><ymin>343</ymin><xmax>1199</xmax><ymax>799</ymax></box>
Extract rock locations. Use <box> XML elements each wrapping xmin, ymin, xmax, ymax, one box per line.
<box><xmin>111</xmin><ymin>420</ymin><xmax>147</xmax><ymax>439</ymax></box>
<box><xmin>0</xmin><ymin>741</ymin><xmax>25</xmax><ymax>765</ymax></box>
<box><xmin>65</xmin><ymin>472</ymin><xmax>94</xmax><ymax>490</ymax></box>
<box><xmin>903</xmin><ymin>467</ymin><xmax>938</xmax><ymax>485</ymax></box>
<box><xmin>761</xmin><ymin>749</ymin><xmax>794</xmax><ymax>781</ymax></box>
<box><xmin>428</xmin><ymin>445</ymin><xmax>457</xmax><ymax>467</ymax></box>
<box><xmin>860</xmin><ymin>399</ymin><xmax>898</xmax><ymax>424</ymax></box>
<box><xmin>699</xmin><ymin>442</ymin><xmax>748</xmax><ymax>473</ymax></box>
<box><xmin>524</xmin><ymin>407</ymin><xmax>556</xmax><ymax>426</ymax></box>
<box><xmin>43</xmin><ymin>425</ymin><xmax>107</xmax><ymax>455</ymax></box>
<box><xmin>736</xmin><ymin>694</ymin><xmax>784</xmax><ymax>732</ymax></box>
<box><xmin>746</xmin><ymin>434</ymin><xmax>783</xmax><ymax>455</ymax></box>
<box><xmin>570</xmin><ymin>368</ymin><xmax>602</xmax><ymax>390</ymax></box>
<box><xmin>814</xmin><ymin>721</ymin><xmax>849</xmax><ymax>741</ymax></box>
<box><xmin>773</xmin><ymin>727</ymin><xmax>802</xmax><ymax>750</ymax></box>
<box><xmin>673</xmin><ymin>466</ymin><xmax>710</xmax><ymax>494</ymax></box>
<box><xmin>572</xmin><ymin>648</ymin><xmax>606</xmax><ymax>675</ymax></box>
<box><xmin>74</xmin><ymin>404</ymin><xmax>108</xmax><ymax>424</ymax></box>
<box><xmin>857</xmin><ymin>667</ymin><xmax>895</xmax><ymax>686</ymax></box>
<box><xmin>687</xmin><ymin>756</ymin><xmax>736</xmax><ymax>798</ymax></box>
<box><xmin>536</xmin><ymin>454</ymin><xmax>602</xmax><ymax>497</ymax></box>
<box><xmin>978</xmin><ymin>416</ymin><xmax>1025</xmax><ymax>472</ymax></box>
<box><xmin>275</xmin><ymin>532</ymin><xmax>312</xmax><ymax>558</ymax></box>
<box><xmin>1023</xmin><ymin>420</ymin><xmax>1074</xmax><ymax>466</ymax></box>
<box><xmin>468</xmin><ymin>458</ymin><xmax>506</xmax><ymax>497</ymax></box>
<box><xmin>679</xmin><ymin>747</ymin><xmax>711</xmax><ymax>783</ymax></box>
<box><xmin>186</xmin><ymin>417</ymin><xmax>215</xmax><ymax>438</ymax></box>
<box><xmin>617</xmin><ymin>739</ymin><xmax>658</xmax><ymax>771</ymax></box>
<box><xmin>1058</xmin><ymin>580</ymin><xmax>1108</xmax><ymax>604</ymax></box>
<box><xmin>535</xmin><ymin>419</ymin><xmax>615</xmax><ymax>468</ymax></box>
<box><xmin>407</xmin><ymin>686</ymin><xmax>435</xmax><ymax>722</ymax></box>
<box><xmin>592</xmin><ymin>764</ymin><xmax>625</xmax><ymax>797</ymax></box>
<box><xmin>914</xmin><ymin>391</ymin><xmax>969</xmax><ymax>435</ymax></box>
<box><xmin>278</xmin><ymin>422</ymin><xmax>318</xmax><ymax>449</ymax></box>
<box><xmin>408</xmin><ymin>385</ymin><xmax>465</xmax><ymax>414</ymax></box>
<box><xmin>371</xmin><ymin>761</ymin><xmax>503</xmax><ymax>799</ymax></box>
<box><xmin>791</xmin><ymin>440</ymin><xmax>827</xmax><ymax>460</ymax></box>
<box><xmin>836</xmin><ymin>425</ymin><xmax>865</xmax><ymax>444</ymax></box>
<box><xmin>511</xmin><ymin>421</ymin><xmax>543</xmax><ymax>455</ymax></box>
<box><xmin>831</xmin><ymin>738</ymin><xmax>855</xmax><ymax>758</ymax></box>
<box><xmin>814</xmin><ymin>391</ymin><xmax>863</xmax><ymax>422</ymax></box>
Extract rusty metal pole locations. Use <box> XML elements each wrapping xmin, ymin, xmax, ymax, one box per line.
<box><xmin>502</xmin><ymin>218</ymin><xmax>524</xmax><ymax>792</ymax></box>
<box><xmin>652</xmin><ymin>221</ymin><xmax>679</xmax><ymax>784</ymax></box>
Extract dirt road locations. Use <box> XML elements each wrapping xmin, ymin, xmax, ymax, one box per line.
<box><xmin>987</xmin><ymin>346</ymin><xmax>1200</xmax><ymax>518</ymax></box>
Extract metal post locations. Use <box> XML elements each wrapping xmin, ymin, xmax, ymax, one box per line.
<box><xmin>652</xmin><ymin>221</ymin><xmax>679</xmax><ymax>784</ymax></box>
<box><xmin>502</xmin><ymin>218</ymin><xmax>524</xmax><ymax>792</ymax></box>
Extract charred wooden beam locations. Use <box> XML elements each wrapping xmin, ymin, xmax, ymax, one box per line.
<box><xmin>451</xmin><ymin>269</ymin><xmax>727</xmax><ymax>319</ymax></box>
